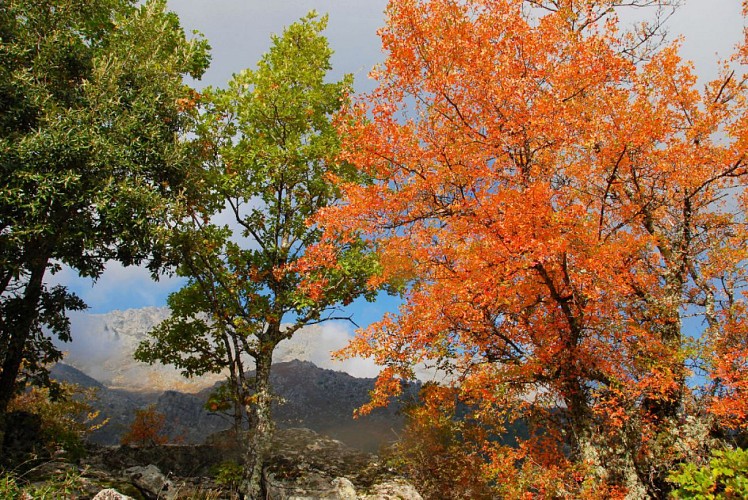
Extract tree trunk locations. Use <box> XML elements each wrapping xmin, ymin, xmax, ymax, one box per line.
<box><xmin>240</xmin><ymin>346</ymin><xmax>274</xmax><ymax>499</ymax></box>
<box><xmin>561</xmin><ymin>374</ymin><xmax>594</xmax><ymax>461</ymax></box>
<box><xmin>636</xmin><ymin>271</ymin><xmax>685</xmax><ymax>499</ymax></box>
<box><xmin>0</xmin><ymin>257</ymin><xmax>47</xmax><ymax>447</ymax></box>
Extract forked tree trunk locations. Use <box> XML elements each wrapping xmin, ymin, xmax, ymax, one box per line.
<box><xmin>240</xmin><ymin>347</ymin><xmax>274</xmax><ymax>499</ymax></box>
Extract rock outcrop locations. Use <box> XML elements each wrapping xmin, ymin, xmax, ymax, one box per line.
<box><xmin>71</xmin><ymin>427</ymin><xmax>421</xmax><ymax>499</ymax></box>
<box><xmin>264</xmin><ymin>428</ymin><xmax>422</xmax><ymax>499</ymax></box>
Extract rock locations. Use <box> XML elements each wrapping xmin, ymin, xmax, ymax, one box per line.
<box><xmin>84</xmin><ymin>430</ymin><xmax>420</xmax><ymax>499</ymax></box>
<box><xmin>361</xmin><ymin>479</ymin><xmax>423</xmax><ymax>499</ymax></box>
<box><xmin>332</xmin><ymin>477</ymin><xmax>359</xmax><ymax>498</ymax></box>
<box><xmin>93</xmin><ymin>488</ymin><xmax>136</xmax><ymax>500</ymax></box>
<box><xmin>265</xmin><ymin>471</ymin><xmax>360</xmax><ymax>499</ymax></box>
<box><xmin>264</xmin><ymin>428</ymin><xmax>421</xmax><ymax>500</ymax></box>
<box><xmin>125</xmin><ymin>464</ymin><xmax>175</xmax><ymax>499</ymax></box>
<box><xmin>1</xmin><ymin>411</ymin><xmax>44</xmax><ymax>465</ymax></box>
<box><xmin>106</xmin><ymin>443</ymin><xmax>238</xmax><ymax>478</ymax></box>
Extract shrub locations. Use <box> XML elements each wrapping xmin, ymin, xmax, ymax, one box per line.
<box><xmin>386</xmin><ymin>385</ymin><xmax>498</xmax><ymax>499</ymax></box>
<box><xmin>8</xmin><ymin>382</ymin><xmax>107</xmax><ymax>459</ymax></box>
<box><xmin>668</xmin><ymin>447</ymin><xmax>748</xmax><ymax>499</ymax></box>
<box><xmin>213</xmin><ymin>459</ymin><xmax>243</xmax><ymax>493</ymax></box>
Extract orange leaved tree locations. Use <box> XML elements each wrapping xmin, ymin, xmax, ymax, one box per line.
<box><xmin>120</xmin><ymin>405</ymin><xmax>169</xmax><ymax>447</ymax></box>
<box><xmin>313</xmin><ymin>0</ymin><xmax>748</xmax><ymax>497</ymax></box>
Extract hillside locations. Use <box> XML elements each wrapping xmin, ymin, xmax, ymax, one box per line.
<box><xmin>52</xmin><ymin>360</ymin><xmax>417</xmax><ymax>453</ymax></box>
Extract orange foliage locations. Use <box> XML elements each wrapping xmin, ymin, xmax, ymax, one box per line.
<box><xmin>314</xmin><ymin>0</ymin><xmax>748</xmax><ymax>495</ymax></box>
<box><xmin>120</xmin><ymin>405</ymin><xmax>170</xmax><ymax>447</ymax></box>
<box><xmin>389</xmin><ymin>384</ymin><xmax>498</xmax><ymax>499</ymax></box>
<box><xmin>710</xmin><ymin>302</ymin><xmax>748</xmax><ymax>429</ymax></box>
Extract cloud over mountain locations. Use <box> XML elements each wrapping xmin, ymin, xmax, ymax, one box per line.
<box><xmin>57</xmin><ymin>307</ymin><xmax>383</xmax><ymax>393</ymax></box>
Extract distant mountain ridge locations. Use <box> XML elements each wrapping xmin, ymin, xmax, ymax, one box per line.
<box><xmin>52</xmin><ymin>360</ymin><xmax>417</xmax><ymax>453</ymax></box>
<box><xmin>50</xmin><ymin>307</ymin><xmax>418</xmax><ymax>452</ymax></box>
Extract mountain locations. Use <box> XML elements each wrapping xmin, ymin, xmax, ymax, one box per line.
<box><xmin>57</xmin><ymin>307</ymin><xmax>221</xmax><ymax>392</ymax></box>
<box><xmin>58</xmin><ymin>307</ymin><xmax>383</xmax><ymax>393</ymax></box>
<box><xmin>49</xmin><ymin>307</ymin><xmax>420</xmax><ymax>451</ymax></box>
<box><xmin>50</xmin><ymin>363</ymin><xmax>159</xmax><ymax>445</ymax></box>
<box><xmin>263</xmin><ymin>360</ymin><xmax>416</xmax><ymax>451</ymax></box>
<box><xmin>52</xmin><ymin>360</ymin><xmax>418</xmax><ymax>453</ymax></box>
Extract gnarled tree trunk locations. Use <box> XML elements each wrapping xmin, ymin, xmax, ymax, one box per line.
<box><xmin>240</xmin><ymin>346</ymin><xmax>275</xmax><ymax>499</ymax></box>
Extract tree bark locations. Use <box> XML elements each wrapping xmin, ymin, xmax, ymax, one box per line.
<box><xmin>0</xmin><ymin>255</ymin><xmax>47</xmax><ymax>448</ymax></box>
<box><xmin>240</xmin><ymin>345</ymin><xmax>275</xmax><ymax>499</ymax></box>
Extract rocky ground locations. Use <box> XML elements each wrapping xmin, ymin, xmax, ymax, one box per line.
<box><xmin>5</xmin><ymin>427</ymin><xmax>422</xmax><ymax>499</ymax></box>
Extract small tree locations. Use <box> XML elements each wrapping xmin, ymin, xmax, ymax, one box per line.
<box><xmin>136</xmin><ymin>12</ymin><xmax>378</xmax><ymax>497</ymax></box>
<box><xmin>388</xmin><ymin>384</ymin><xmax>498</xmax><ymax>500</ymax></box>
<box><xmin>120</xmin><ymin>405</ymin><xmax>169</xmax><ymax>447</ymax></box>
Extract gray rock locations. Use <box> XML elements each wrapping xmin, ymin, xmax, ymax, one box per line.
<box><xmin>93</xmin><ymin>488</ymin><xmax>135</xmax><ymax>500</ymax></box>
<box><xmin>124</xmin><ymin>464</ymin><xmax>175</xmax><ymax>499</ymax></box>
<box><xmin>362</xmin><ymin>479</ymin><xmax>423</xmax><ymax>499</ymax></box>
<box><xmin>263</xmin><ymin>428</ymin><xmax>422</xmax><ymax>500</ymax></box>
<box><xmin>88</xmin><ymin>429</ymin><xmax>422</xmax><ymax>498</ymax></box>
<box><xmin>332</xmin><ymin>477</ymin><xmax>359</xmax><ymax>499</ymax></box>
<box><xmin>265</xmin><ymin>471</ymin><xmax>359</xmax><ymax>499</ymax></box>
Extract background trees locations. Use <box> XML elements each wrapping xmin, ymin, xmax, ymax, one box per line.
<box><xmin>0</xmin><ymin>0</ymin><xmax>209</xmax><ymax>441</ymax></box>
<box><xmin>318</xmin><ymin>0</ymin><xmax>748</xmax><ymax>496</ymax></box>
<box><xmin>135</xmin><ymin>13</ymin><xmax>378</xmax><ymax>498</ymax></box>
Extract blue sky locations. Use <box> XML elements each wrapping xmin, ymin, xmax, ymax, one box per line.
<box><xmin>56</xmin><ymin>0</ymin><xmax>745</xmax><ymax>331</ymax></box>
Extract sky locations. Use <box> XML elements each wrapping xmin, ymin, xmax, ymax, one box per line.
<box><xmin>52</xmin><ymin>0</ymin><xmax>746</xmax><ymax>371</ymax></box>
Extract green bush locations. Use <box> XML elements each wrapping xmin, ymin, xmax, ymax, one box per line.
<box><xmin>0</xmin><ymin>473</ymin><xmax>21</xmax><ymax>499</ymax></box>
<box><xmin>213</xmin><ymin>459</ymin><xmax>243</xmax><ymax>491</ymax></box>
<box><xmin>669</xmin><ymin>447</ymin><xmax>748</xmax><ymax>499</ymax></box>
<box><xmin>0</xmin><ymin>468</ymin><xmax>85</xmax><ymax>499</ymax></box>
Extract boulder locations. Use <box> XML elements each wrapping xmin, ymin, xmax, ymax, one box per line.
<box><xmin>124</xmin><ymin>464</ymin><xmax>175</xmax><ymax>499</ymax></box>
<box><xmin>93</xmin><ymin>488</ymin><xmax>136</xmax><ymax>500</ymax></box>
<box><xmin>360</xmin><ymin>479</ymin><xmax>423</xmax><ymax>499</ymax></box>
<box><xmin>265</xmin><ymin>471</ymin><xmax>359</xmax><ymax>499</ymax></box>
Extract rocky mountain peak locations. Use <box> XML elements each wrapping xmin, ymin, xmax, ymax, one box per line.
<box><xmin>59</xmin><ymin>307</ymin><xmax>381</xmax><ymax>393</ymax></box>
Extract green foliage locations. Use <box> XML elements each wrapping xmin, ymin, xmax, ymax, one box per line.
<box><xmin>0</xmin><ymin>472</ymin><xmax>21</xmax><ymax>498</ymax></box>
<box><xmin>213</xmin><ymin>460</ymin><xmax>243</xmax><ymax>491</ymax></box>
<box><xmin>669</xmin><ymin>448</ymin><xmax>748</xmax><ymax>499</ymax></box>
<box><xmin>136</xmin><ymin>10</ymin><xmax>378</xmax><ymax>419</ymax></box>
<box><xmin>0</xmin><ymin>0</ymin><xmax>210</xmax><ymax>412</ymax></box>
<box><xmin>0</xmin><ymin>468</ymin><xmax>85</xmax><ymax>499</ymax></box>
<box><xmin>8</xmin><ymin>382</ymin><xmax>107</xmax><ymax>460</ymax></box>
<box><xmin>205</xmin><ymin>382</ymin><xmax>236</xmax><ymax>414</ymax></box>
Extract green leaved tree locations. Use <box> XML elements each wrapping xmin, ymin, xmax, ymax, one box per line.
<box><xmin>135</xmin><ymin>13</ymin><xmax>378</xmax><ymax>498</ymax></box>
<box><xmin>0</xmin><ymin>0</ymin><xmax>209</xmax><ymax>441</ymax></box>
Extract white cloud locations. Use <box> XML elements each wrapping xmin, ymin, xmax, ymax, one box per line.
<box><xmin>57</xmin><ymin>307</ymin><xmax>388</xmax><ymax>390</ymax></box>
<box><xmin>273</xmin><ymin>321</ymin><xmax>383</xmax><ymax>378</ymax></box>
<box><xmin>48</xmin><ymin>262</ymin><xmax>185</xmax><ymax>313</ymax></box>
